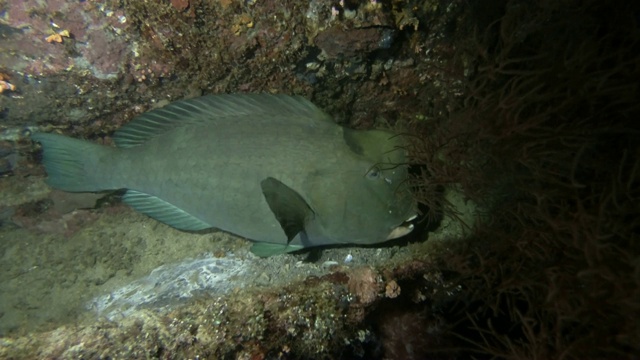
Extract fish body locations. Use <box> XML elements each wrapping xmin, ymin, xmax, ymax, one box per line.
<box><xmin>32</xmin><ymin>94</ymin><xmax>416</xmax><ymax>256</ymax></box>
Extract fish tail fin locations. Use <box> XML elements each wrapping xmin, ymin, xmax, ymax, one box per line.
<box><xmin>31</xmin><ymin>132</ymin><xmax>114</xmax><ymax>192</ymax></box>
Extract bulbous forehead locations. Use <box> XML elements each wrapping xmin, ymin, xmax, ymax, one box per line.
<box><xmin>342</xmin><ymin>128</ymin><xmax>408</xmax><ymax>164</ymax></box>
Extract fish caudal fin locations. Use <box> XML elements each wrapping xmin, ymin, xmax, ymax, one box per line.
<box><xmin>31</xmin><ymin>132</ymin><xmax>113</xmax><ymax>192</ymax></box>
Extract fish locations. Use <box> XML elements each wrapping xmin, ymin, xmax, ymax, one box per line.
<box><xmin>31</xmin><ymin>94</ymin><xmax>417</xmax><ymax>256</ymax></box>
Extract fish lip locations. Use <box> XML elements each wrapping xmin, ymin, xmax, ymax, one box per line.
<box><xmin>385</xmin><ymin>214</ymin><xmax>418</xmax><ymax>240</ymax></box>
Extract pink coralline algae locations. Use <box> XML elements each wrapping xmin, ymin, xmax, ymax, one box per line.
<box><xmin>0</xmin><ymin>0</ymin><xmax>135</xmax><ymax>79</ymax></box>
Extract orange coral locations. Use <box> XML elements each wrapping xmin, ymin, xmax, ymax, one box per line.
<box><xmin>45</xmin><ymin>30</ymin><xmax>70</xmax><ymax>43</ymax></box>
<box><xmin>0</xmin><ymin>73</ymin><xmax>16</xmax><ymax>93</ymax></box>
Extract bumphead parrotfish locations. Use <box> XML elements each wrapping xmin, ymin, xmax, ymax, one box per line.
<box><xmin>32</xmin><ymin>94</ymin><xmax>417</xmax><ymax>256</ymax></box>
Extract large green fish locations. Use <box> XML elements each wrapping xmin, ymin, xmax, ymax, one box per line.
<box><xmin>32</xmin><ymin>94</ymin><xmax>417</xmax><ymax>256</ymax></box>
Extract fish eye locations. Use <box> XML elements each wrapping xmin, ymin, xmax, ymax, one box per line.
<box><xmin>366</xmin><ymin>166</ymin><xmax>380</xmax><ymax>180</ymax></box>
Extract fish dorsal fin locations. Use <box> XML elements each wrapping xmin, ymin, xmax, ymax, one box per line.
<box><xmin>123</xmin><ymin>190</ymin><xmax>211</xmax><ymax>231</ymax></box>
<box><xmin>260</xmin><ymin>177</ymin><xmax>314</xmax><ymax>243</ymax></box>
<box><xmin>114</xmin><ymin>94</ymin><xmax>334</xmax><ymax>148</ymax></box>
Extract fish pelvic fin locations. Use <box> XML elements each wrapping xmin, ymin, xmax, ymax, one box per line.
<box><xmin>31</xmin><ymin>132</ymin><xmax>114</xmax><ymax>192</ymax></box>
<box><xmin>260</xmin><ymin>177</ymin><xmax>314</xmax><ymax>243</ymax></box>
<box><xmin>250</xmin><ymin>243</ymin><xmax>305</xmax><ymax>257</ymax></box>
<box><xmin>123</xmin><ymin>190</ymin><xmax>211</xmax><ymax>231</ymax></box>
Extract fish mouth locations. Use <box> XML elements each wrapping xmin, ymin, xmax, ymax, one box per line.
<box><xmin>386</xmin><ymin>214</ymin><xmax>418</xmax><ymax>240</ymax></box>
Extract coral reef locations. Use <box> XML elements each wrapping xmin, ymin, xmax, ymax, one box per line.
<box><xmin>0</xmin><ymin>0</ymin><xmax>638</xmax><ymax>358</ymax></box>
<box><xmin>0</xmin><ymin>0</ymin><xmax>456</xmax><ymax>134</ymax></box>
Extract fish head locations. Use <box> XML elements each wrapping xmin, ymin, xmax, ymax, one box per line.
<box><xmin>306</xmin><ymin>129</ymin><xmax>417</xmax><ymax>245</ymax></box>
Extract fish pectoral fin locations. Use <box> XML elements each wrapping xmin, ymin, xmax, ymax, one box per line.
<box><xmin>123</xmin><ymin>190</ymin><xmax>211</xmax><ymax>231</ymax></box>
<box><xmin>260</xmin><ymin>177</ymin><xmax>313</xmax><ymax>243</ymax></box>
<box><xmin>250</xmin><ymin>243</ymin><xmax>305</xmax><ymax>257</ymax></box>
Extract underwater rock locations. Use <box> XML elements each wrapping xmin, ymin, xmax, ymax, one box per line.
<box><xmin>315</xmin><ymin>26</ymin><xmax>397</xmax><ymax>59</ymax></box>
<box><xmin>89</xmin><ymin>255</ymin><xmax>247</xmax><ymax>320</ymax></box>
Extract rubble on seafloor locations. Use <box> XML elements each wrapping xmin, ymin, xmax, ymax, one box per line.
<box><xmin>0</xmin><ymin>240</ymin><xmax>463</xmax><ymax>359</ymax></box>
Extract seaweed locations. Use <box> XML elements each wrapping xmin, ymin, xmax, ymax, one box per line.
<box><xmin>407</xmin><ymin>0</ymin><xmax>640</xmax><ymax>357</ymax></box>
